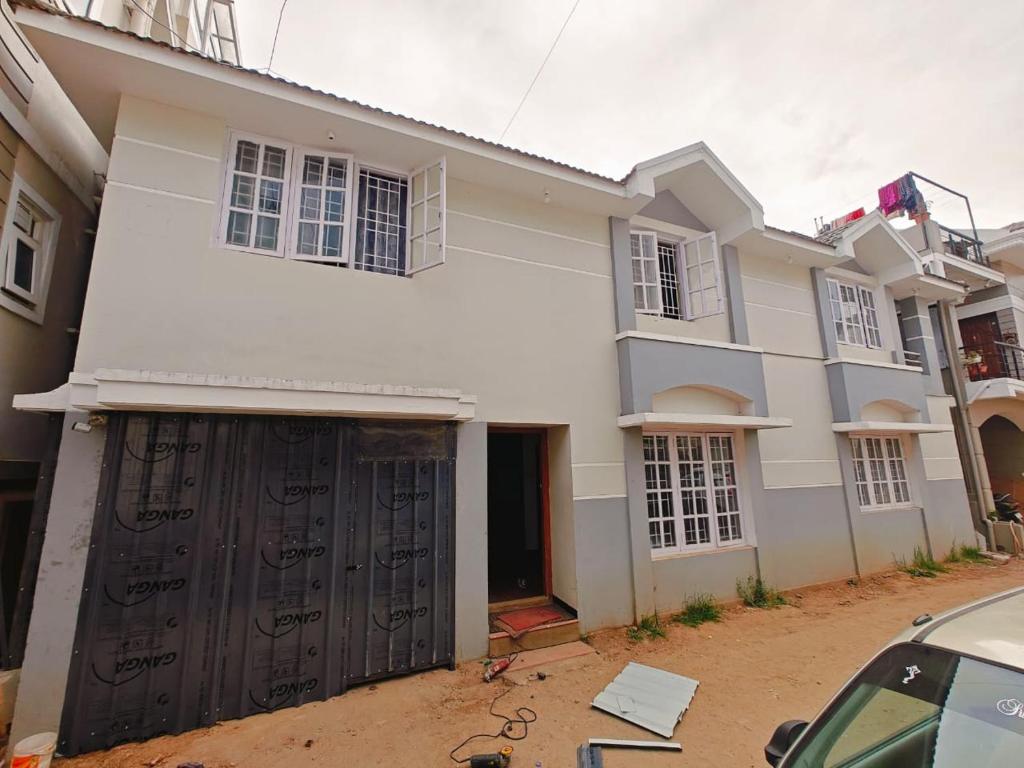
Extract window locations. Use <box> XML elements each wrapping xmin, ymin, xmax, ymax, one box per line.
<box><xmin>850</xmin><ymin>435</ymin><xmax>912</xmax><ymax>508</ymax></box>
<box><xmin>642</xmin><ymin>432</ymin><xmax>745</xmax><ymax>554</ymax></box>
<box><xmin>0</xmin><ymin>177</ymin><xmax>60</xmax><ymax>324</ymax></box>
<box><xmin>218</xmin><ymin>131</ymin><xmax>445</xmax><ymax>276</ymax></box>
<box><xmin>630</xmin><ymin>230</ymin><xmax>721</xmax><ymax>320</ymax></box>
<box><xmin>827</xmin><ymin>278</ymin><xmax>882</xmax><ymax>349</ymax></box>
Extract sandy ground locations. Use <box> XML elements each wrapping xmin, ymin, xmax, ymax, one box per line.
<box><xmin>58</xmin><ymin>559</ymin><xmax>1024</xmax><ymax>768</ymax></box>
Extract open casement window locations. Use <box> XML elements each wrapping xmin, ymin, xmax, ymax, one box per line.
<box><xmin>631</xmin><ymin>231</ymin><xmax>661</xmax><ymax>314</ymax></box>
<box><xmin>642</xmin><ymin>432</ymin><xmax>745</xmax><ymax>555</ymax></box>
<box><xmin>827</xmin><ymin>278</ymin><xmax>883</xmax><ymax>349</ymax></box>
<box><xmin>682</xmin><ymin>231</ymin><xmax>721</xmax><ymax>319</ymax></box>
<box><xmin>287</xmin><ymin>151</ymin><xmax>353</xmax><ymax>263</ymax></box>
<box><xmin>850</xmin><ymin>435</ymin><xmax>912</xmax><ymax>509</ymax></box>
<box><xmin>407</xmin><ymin>158</ymin><xmax>446</xmax><ymax>274</ymax></box>
<box><xmin>222</xmin><ymin>134</ymin><xmax>290</xmax><ymax>256</ymax></box>
<box><xmin>0</xmin><ymin>178</ymin><xmax>60</xmax><ymax>323</ymax></box>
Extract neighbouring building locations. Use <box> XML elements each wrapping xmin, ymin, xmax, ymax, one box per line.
<box><xmin>0</xmin><ymin>0</ymin><xmax>105</xmax><ymax>751</ymax></box>
<box><xmin>5</xmin><ymin>0</ymin><xmax>982</xmax><ymax>756</ymax></box>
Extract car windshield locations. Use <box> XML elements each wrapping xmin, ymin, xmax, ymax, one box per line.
<box><xmin>783</xmin><ymin>642</ymin><xmax>1024</xmax><ymax>767</ymax></box>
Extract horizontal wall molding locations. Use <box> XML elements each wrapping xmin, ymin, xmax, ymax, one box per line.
<box><xmin>614</xmin><ymin>330</ymin><xmax>763</xmax><ymax>353</ymax></box>
<box><xmin>823</xmin><ymin>356</ymin><xmax>922</xmax><ymax>373</ymax></box>
<box><xmin>573</xmin><ymin>494</ymin><xmax>628</xmax><ymax>501</ymax></box>
<box><xmin>105</xmin><ymin>179</ymin><xmax>215</xmax><ymax>205</ymax></box>
<box><xmin>447</xmin><ymin>244</ymin><xmax>611</xmax><ymax>279</ymax></box>
<box><xmin>448</xmin><ymin>208</ymin><xmax>607</xmax><ymax>249</ymax></box>
<box><xmin>114</xmin><ymin>133</ymin><xmax>222</xmax><ymax>162</ymax></box>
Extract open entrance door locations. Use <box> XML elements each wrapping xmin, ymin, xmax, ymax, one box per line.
<box><xmin>487</xmin><ymin>430</ymin><xmax>550</xmax><ymax>605</ymax></box>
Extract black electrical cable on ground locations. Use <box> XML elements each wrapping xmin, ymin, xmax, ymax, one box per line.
<box><xmin>448</xmin><ymin>681</ymin><xmax>538</xmax><ymax>763</ymax></box>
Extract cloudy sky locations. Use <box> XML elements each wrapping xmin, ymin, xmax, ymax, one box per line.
<box><xmin>235</xmin><ymin>0</ymin><xmax>1021</xmax><ymax>234</ymax></box>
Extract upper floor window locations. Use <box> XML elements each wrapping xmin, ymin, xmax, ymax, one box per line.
<box><xmin>218</xmin><ymin>131</ymin><xmax>445</xmax><ymax>276</ymax></box>
<box><xmin>827</xmin><ymin>278</ymin><xmax>882</xmax><ymax>349</ymax></box>
<box><xmin>849</xmin><ymin>435</ymin><xmax>912</xmax><ymax>509</ymax></box>
<box><xmin>642</xmin><ymin>432</ymin><xmax>745</xmax><ymax>555</ymax></box>
<box><xmin>631</xmin><ymin>230</ymin><xmax>721</xmax><ymax>320</ymax></box>
<box><xmin>0</xmin><ymin>177</ymin><xmax>61</xmax><ymax>324</ymax></box>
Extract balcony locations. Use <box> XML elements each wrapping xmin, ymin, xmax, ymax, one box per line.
<box><xmin>961</xmin><ymin>341</ymin><xmax>1024</xmax><ymax>404</ymax></box>
<box><xmin>938</xmin><ymin>224</ymin><xmax>988</xmax><ymax>267</ymax></box>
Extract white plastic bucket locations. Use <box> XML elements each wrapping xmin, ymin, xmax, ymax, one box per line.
<box><xmin>11</xmin><ymin>732</ymin><xmax>57</xmax><ymax>768</ymax></box>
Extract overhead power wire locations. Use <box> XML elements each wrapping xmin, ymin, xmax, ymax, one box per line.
<box><xmin>266</xmin><ymin>0</ymin><xmax>291</xmax><ymax>74</ymax></box>
<box><xmin>497</xmin><ymin>0</ymin><xmax>582</xmax><ymax>143</ymax></box>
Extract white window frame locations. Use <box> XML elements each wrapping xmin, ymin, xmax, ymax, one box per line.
<box><xmin>0</xmin><ymin>175</ymin><xmax>61</xmax><ymax>325</ymax></box>
<box><xmin>827</xmin><ymin>278</ymin><xmax>883</xmax><ymax>349</ymax></box>
<box><xmin>407</xmin><ymin>157</ymin><xmax>446</xmax><ymax>274</ymax></box>
<box><xmin>642</xmin><ymin>430</ymin><xmax>748</xmax><ymax>557</ymax></box>
<box><xmin>681</xmin><ymin>231</ymin><xmax>722</xmax><ymax>319</ymax></box>
<box><xmin>631</xmin><ymin>230</ymin><xmax>661</xmax><ymax>315</ymax></box>
<box><xmin>216</xmin><ymin>130</ymin><xmax>446</xmax><ymax>277</ymax></box>
<box><xmin>285</xmin><ymin>148</ymin><xmax>355</xmax><ymax>264</ymax></box>
<box><xmin>630</xmin><ymin>229</ymin><xmax>722</xmax><ymax>321</ymax></box>
<box><xmin>849</xmin><ymin>434</ymin><xmax>913</xmax><ymax>510</ymax></box>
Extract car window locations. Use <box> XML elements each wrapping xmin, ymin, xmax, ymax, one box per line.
<box><xmin>784</xmin><ymin>643</ymin><xmax>1024</xmax><ymax>767</ymax></box>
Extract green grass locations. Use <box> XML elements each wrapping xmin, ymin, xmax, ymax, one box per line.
<box><xmin>898</xmin><ymin>546</ymin><xmax>948</xmax><ymax>577</ymax></box>
<box><xmin>672</xmin><ymin>594</ymin><xmax>723</xmax><ymax>627</ymax></box>
<box><xmin>626</xmin><ymin>613</ymin><xmax>667</xmax><ymax>642</ymax></box>
<box><xmin>945</xmin><ymin>544</ymin><xmax>989</xmax><ymax>564</ymax></box>
<box><xmin>736</xmin><ymin>576</ymin><xmax>786</xmax><ymax>608</ymax></box>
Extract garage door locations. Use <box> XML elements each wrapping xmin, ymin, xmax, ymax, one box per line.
<box><xmin>59</xmin><ymin>413</ymin><xmax>455</xmax><ymax>755</ymax></box>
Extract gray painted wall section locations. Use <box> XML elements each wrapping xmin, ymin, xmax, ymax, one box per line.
<box><xmin>812</xmin><ymin>267</ymin><xmax>840</xmax><ymax>359</ymax></box>
<box><xmin>609</xmin><ymin>217</ymin><xmax>637</xmax><ymax>334</ymax></box>
<box><xmin>455</xmin><ymin>421</ymin><xmax>489</xmax><ymax>661</ymax></box>
<box><xmin>652</xmin><ymin>547</ymin><xmax>758</xmax><ymax>610</ymax></box>
<box><xmin>721</xmin><ymin>244</ymin><xmax>749</xmax><ymax>345</ymax></box>
<box><xmin>618</xmin><ymin>337</ymin><xmax>769</xmax><ymax>415</ymax></box>
<box><xmin>573</xmin><ymin>496</ymin><xmax>635</xmax><ymax>632</ymax></box>
<box><xmin>636</xmin><ymin>189</ymin><xmax>708</xmax><ymax>232</ymax></box>
<box><xmin>923</xmin><ymin>478</ymin><xmax>978</xmax><ymax>553</ymax></box>
<box><xmin>825</xmin><ymin>361</ymin><xmax>929</xmax><ymax>422</ymax></box>
<box><xmin>885</xmin><ymin>288</ymin><xmax>906</xmax><ymax>365</ymax></box>
<box><xmin>756</xmin><ymin>485</ymin><xmax>857</xmax><ymax>589</ymax></box>
<box><xmin>9</xmin><ymin>415</ymin><xmax>106</xmax><ymax>750</ymax></box>
<box><xmin>622</xmin><ymin>427</ymin><xmax>655</xmax><ymax>620</ymax></box>
<box><xmin>851</xmin><ymin>507</ymin><xmax>928</xmax><ymax>574</ymax></box>
<box><xmin>898</xmin><ymin>296</ymin><xmax>945</xmax><ymax>396</ymax></box>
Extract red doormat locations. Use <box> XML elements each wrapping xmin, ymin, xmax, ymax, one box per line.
<box><xmin>494</xmin><ymin>605</ymin><xmax>567</xmax><ymax>639</ymax></box>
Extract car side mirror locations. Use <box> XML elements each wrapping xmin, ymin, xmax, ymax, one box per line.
<box><xmin>765</xmin><ymin>720</ymin><xmax>808</xmax><ymax>766</ymax></box>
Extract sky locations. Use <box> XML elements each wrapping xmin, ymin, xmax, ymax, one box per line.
<box><xmin>234</xmin><ymin>0</ymin><xmax>1023</xmax><ymax>234</ymax></box>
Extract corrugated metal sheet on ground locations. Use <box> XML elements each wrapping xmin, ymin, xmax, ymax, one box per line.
<box><xmin>591</xmin><ymin>662</ymin><xmax>699</xmax><ymax>738</ymax></box>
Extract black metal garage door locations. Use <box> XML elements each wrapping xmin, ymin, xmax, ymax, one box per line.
<box><xmin>59</xmin><ymin>413</ymin><xmax>455</xmax><ymax>755</ymax></box>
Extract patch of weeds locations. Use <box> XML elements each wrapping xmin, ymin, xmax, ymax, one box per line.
<box><xmin>945</xmin><ymin>544</ymin><xmax>989</xmax><ymax>565</ymax></box>
<box><xmin>673</xmin><ymin>594</ymin><xmax>722</xmax><ymax>627</ymax></box>
<box><xmin>736</xmin><ymin>576</ymin><xmax>787</xmax><ymax>608</ymax></box>
<box><xmin>626</xmin><ymin>613</ymin><xmax>666</xmax><ymax>642</ymax></box>
<box><xmin>898</xmin><ymin>546</ymin><xmax>948</xmax><ymax>577</ymax></box>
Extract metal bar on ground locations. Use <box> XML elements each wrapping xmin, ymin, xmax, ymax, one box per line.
<box><xmin>588</xmin><ymin>738</ymin><xmax>682</xmax><ymax>750</ymax></box>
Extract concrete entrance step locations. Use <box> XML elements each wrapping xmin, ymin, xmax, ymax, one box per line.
<box><xmin>487</xmin><ymin>601</ymin><xmax>579</xmax><ymax>656</ymax></box>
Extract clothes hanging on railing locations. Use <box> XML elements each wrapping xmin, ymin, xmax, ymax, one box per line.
<box><xmin>878</xmin><ymin>173</ymin><xmax>921</xmax><ymax>217</ymax></box>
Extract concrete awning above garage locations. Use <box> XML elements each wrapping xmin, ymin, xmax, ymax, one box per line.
<box><xmin>832</xmin><ymin>421</ymin><xmax>953</xmax><ymax>434</ymax></box>
<box><xmin>13</xmin><ymin>369</ymin><xmax>477</xmax><ymax>420</ymax></box>
<box><xmin>618</xmin><ymin>413</ymin><xmax>792</xmax><ymax>430</ymax></box>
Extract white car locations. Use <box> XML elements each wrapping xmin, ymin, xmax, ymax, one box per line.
<box><xmin>765</xmin><ymin>585</ymin><xmax>1024</xmax><ymax>766</ymax></box>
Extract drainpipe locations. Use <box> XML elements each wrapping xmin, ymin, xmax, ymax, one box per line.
<box><xmin>937</xmin><ymin>299</ymin><xmax>995</xmax><ymax>539</ymax></box>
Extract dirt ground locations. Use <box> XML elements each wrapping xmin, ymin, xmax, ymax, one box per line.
<box><xmin>59</xmin><ymin>559</ymin><xmax>1024</xmax><ymax>768</ymax></box>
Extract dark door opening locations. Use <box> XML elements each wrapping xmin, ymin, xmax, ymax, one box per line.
<box><xmin>487</xmin><ymin>430</ymin><xmax>549</xmax><ymax>605</ymax></box>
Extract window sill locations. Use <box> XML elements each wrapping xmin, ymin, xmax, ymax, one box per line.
<box><xmin>857</xmin><ymin>504</ymin><xmax>920</xmax><ymax>515</ymax></box>
<box><xmin>651</xmin><ymin>543</ymin><xmax>754</xmax><ymax>562</ymax></box>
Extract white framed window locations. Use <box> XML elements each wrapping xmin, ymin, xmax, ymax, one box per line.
<box><xmin>0</xmin><ymin>176</ymin><xmax>61</xmax><ymax>324</ymax></box>
<box><xmin>217</xmin><ymin>130</ymin><xmax>445</xmax><ymax>277</ymax></box>
<box><xmin>849</xmin><ymin>435</ymin><xmax>912</xmax><ymax>509</ymax></box>
<box><xmin>642</xmin><ymin>431</ymin><xmax>745</xmax><ymax>555</ymax></box>
<box><xmin>631</xmin><ymin>230</ymin><xmax>660</xmax><ymax>314</ymax></box>
<box><xmin>682</xmin><ymin>231</ymin><xmax>722</xmax><ymax>318</ymax></box>
<box><xmin>630</xmin><ymin>230</ymin><xmax>721</xmax><ymax>320</ymax></box>
<box><xmin>827</xmin><ymin>278</ymin><xmax>882</xmax><ymax>349</ymax></box>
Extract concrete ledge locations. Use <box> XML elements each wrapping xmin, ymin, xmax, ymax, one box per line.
<box><xmin>832</xmin><ymin>421</ymin><xmax>953</xmax><ymax>434</ymax></box>
<box><xmin>618</xmin><ymin>412</ymin><xmax>792</xmax><ymax>430</ymax></box>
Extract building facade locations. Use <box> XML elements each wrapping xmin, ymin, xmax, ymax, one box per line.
<box><xmin>6</xmin><ymin>1</ymin><xmax>981</xmax><ymax>755</ymax></box>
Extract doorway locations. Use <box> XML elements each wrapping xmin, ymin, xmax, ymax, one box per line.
<box><xmin>487</xmin><ymin>430</ymin><xmax>549</xmax><ymax>605</ymax></box>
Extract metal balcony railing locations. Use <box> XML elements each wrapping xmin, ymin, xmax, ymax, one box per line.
<box><xmin>962</xmin><ymin>341</ymin><xmax>1024</xmax><ymax>382</ymax></box>
<box><xmin>938</xmin><ymin>224</ymin><xmax>988</xmax><ymax>267</ymax></box>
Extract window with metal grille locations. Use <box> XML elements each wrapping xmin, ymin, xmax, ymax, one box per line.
<box><xmin>827</xmin><ymin>278</ymin><xmax>883</xmax><ymax>349</ymax></box>
<box><xmin>641</xmin><ymin>432</ymin><xmax>745</xmax><ymax>555</ymax></box>
<box><xmin>0</xmin><ymin>177</ymin><xmax>60</xmax><ymax>324</ymax></box>
<box><xmin>850</xmin><ymin>435</ymin><xmax>912</xmax><ymax>508</ymax></box>
<box><xmin>218</xmin><ymin>132</ymin><xmax>446</xmax><ymax>277</ymax></box>
<box><xmin>353</xmin><ymin>169</ymin><xmax>408</xmax><ymax>275</ymax></box>
<box><xmin>657</xmin><ymin>241</ymin><xmax>682</xmax><ymax>319</ymax></box>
